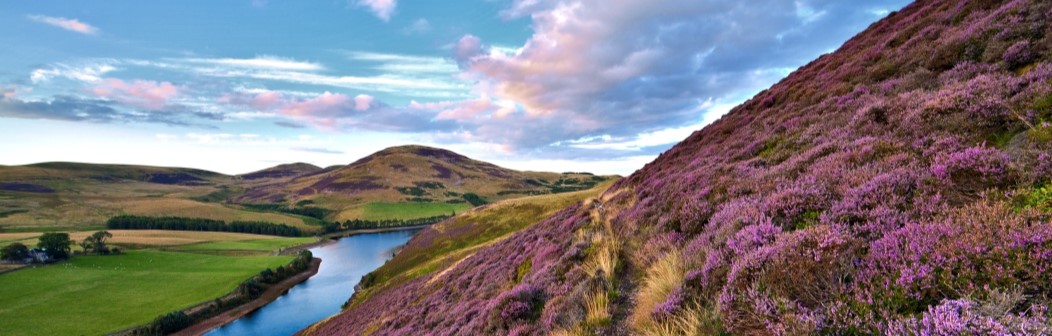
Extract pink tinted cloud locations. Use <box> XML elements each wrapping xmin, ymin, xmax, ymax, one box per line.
<box><xmin>353</xmin><ymin>94</ymin><xmax>374</xmax><ymax>111</ymax></box>
<box><xmin>92</xmin><ymin>79</ymin><xmax>179</xmax><ymax>110</ymax></box>
<box><xmin>279</xmin><ymin>92</ymin><xmax>352</xmax><ymax>117</ymax></box>
<box><xmin>27</xmin><ymin>15</ymin><xmax>99</xmax><ymax>35</ymax></box>
<box><xmin>419</xmin><ymin>97</ymin><xmax>518</xmax><ymax>121</ymax></box>
<box><xmin>251</xmin><ymin>91</ymin><xmax>284</xmax><ymax>110</ymax></box>
<box><xmin>358</xmin><ymin>0</ymin><xmax>397</xmax><ymax>21</ymax></box>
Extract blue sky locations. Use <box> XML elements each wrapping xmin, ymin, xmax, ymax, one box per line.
<box><xmin>0</xmin><ymin>0</ymin><xmax>909</xmax><ymax>175</ymax></box>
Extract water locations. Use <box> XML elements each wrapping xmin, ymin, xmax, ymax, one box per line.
<box><xmin>204</xmin><ymin>229</ymin><xmax>419</xmax><ymax>336</ymax></box>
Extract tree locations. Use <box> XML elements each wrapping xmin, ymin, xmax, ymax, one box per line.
<box><xmin>37</xmin><ymin>232</ymin><xmax>72</xmax><ymax>260</ymax></box>
<box><xmin>1</xmin><ymin>242</ymin><xmax>29</xmax><ymax>262</ymax></box>
<box><xmin>81</xmin><ymin>230</ymin><xmax>113</xmax><ymax>254</ymax></box>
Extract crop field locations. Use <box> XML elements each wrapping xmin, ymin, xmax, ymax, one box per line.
<box><xmin>0</xmin><ymin>190</ymin><xmax>313</xmax><ymax>231</ymax></box>
<box><xmin>0</xmin><ymin>250</ymin><xmax>292</xmax><ymax>336</ymax></box>
<box><xmin>0</xmin><ymin>230</ymin><xmax>313</xmax><ymax>250</ymax></box>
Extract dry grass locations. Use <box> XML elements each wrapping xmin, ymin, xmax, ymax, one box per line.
<box><xmin>549</xmin><ymin>326</ymin><xmax>590</xmax><ymax>336</ymax></box>
<box><xmin>638</xmin><ymin>303</ymin><xmax>722</xmax><ymax>336</ymax></box>
<box><xmin>0</xmin><ymin>191</ymin><xmax>309</xmax><ymax>230</ymax></box>
<box><xmin>630</xmin><ymin>251</ymin><xmax>684</xmax><ymax>329</ymax></box>
<box><xmin>585</xmin><ymin>290</ymin><xmax>612</xmax><ymax>326</ymax></box>
<box><xmin>584</xmin><ymin>235</ymin><xmax>621</xmax><ymax>279</ymax></box>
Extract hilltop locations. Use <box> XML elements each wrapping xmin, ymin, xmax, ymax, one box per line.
<box><xmin>305</xmin><ymin>1</ymin><xmax>1052</xmax><ymax>335</ymax></box>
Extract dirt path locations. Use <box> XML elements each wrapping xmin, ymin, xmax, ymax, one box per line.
<box><xmin>173</xmin><ymin>258</ymin><xmax>322</xmax><ymax>336</ymax></box>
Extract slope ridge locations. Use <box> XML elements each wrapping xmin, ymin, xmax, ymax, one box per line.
<box><xmin>307</xmin><ymin>1</ymin><xmax>1052</xmax><ymax>334</ymax></box>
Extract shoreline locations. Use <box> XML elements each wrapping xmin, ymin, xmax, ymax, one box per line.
<box><xmin>172</xmin><ymin>258</ymin><xmax>323</xmax><ymax>336</ymax></box>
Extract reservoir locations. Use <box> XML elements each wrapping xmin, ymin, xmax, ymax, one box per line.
<box><xmin>204</xmin><ymin>229</ymin><xmax>420</xmax><ymax>336</ymax></box>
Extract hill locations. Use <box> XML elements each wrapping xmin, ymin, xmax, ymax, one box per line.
<box><xmin>239</xmin><ymin>163</ymin><xmax>323</xmax><ymax>181</ymax></box>
<box><xmin>0</xmin><ymin>146</ymin><xmax>611</xmax><ymax>231</ymax></box>
<box><xmin>0</xmin><ymin>162</ymin><xmax>314</xmax><ymax>231</ymax></box>
<box><xmin>237</xmin><ymin>145</ymin><xmax>611</xmax><ymax>222</ymax></box>
<box><xmin>304</xmin><ymin>1</ymin><xmax>1052</xmax><ymax>335</ymax></box>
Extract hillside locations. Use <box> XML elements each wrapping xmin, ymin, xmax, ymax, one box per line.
<box><xmin>304</xmin><ymin>1</ymin><xmax>1052</xmax><ymax>335</ymax></box>
<box><xmin>237</xmin><ymin>145</ymin><xmax>611</xmax><ymax>222</ymax></box>
<box><xmin>0</xmin><ymin>162</ymin><xmax>315</xmax><ymax>230</ymax></box>
<box><xmin>0</xmin><ymin>146</ymin><xmax>610</xmax><ymax>231</ymax></box>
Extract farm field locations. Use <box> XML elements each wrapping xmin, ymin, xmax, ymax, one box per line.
<box><xmin>0</xmin><ymin>250</ymin><xmax>293</xmax><ymax>336</ymax></box>
<box><xmin>171</xmin><ymin>237</ymin><xmax>315</xmax><ymax>254</ymax></box>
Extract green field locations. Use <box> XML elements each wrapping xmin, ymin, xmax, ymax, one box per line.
<box><xmin>357</xmin><ymin>202</ymin><xmax>472</xmax><ymax>221</ymax></box>
<box><xmin>0</xmin><ymin>250</ymin><xmax>293</xmax><ymax>336</ymax></box>
<box><xmin>173</xmin><ymin>237</ymin><xmax>314</xmax><ymax>253</ymax></box>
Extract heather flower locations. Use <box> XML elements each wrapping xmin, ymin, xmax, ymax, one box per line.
<box><xmin>1003</xmin><ymin>40</ymin><xmax>1036</xmax><ymax>69</ymax></box>
<box><xmin>651</xmin><ymin>287</ymin><xmax>685</xmax><ymax>320</ymax></box>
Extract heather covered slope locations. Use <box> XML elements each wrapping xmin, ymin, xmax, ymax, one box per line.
<box><xmin>306</xmin><ymin>0</ymin><xmax>1052</xmax><ymax>334</ymax></box>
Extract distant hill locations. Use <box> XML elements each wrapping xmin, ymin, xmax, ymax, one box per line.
<box><xmin>237</xmin><ymin>145</ymin><xmax>611</xmax><ymax>221</ymax></box>
<box><xmin>239</xmin><ymin>163</ymin><xmax>322</xmax><ymax>181</ymax></box>
<box><xmin>0</xmin><ymin>146</ymin><xmax>612</xmax><ymax>231</ymax></box>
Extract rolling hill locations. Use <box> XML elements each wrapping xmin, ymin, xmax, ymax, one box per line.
<box><xmin>303</xmin><ymin>0</ymin><xmax>1052</xmax><ymax>335</ymax></box>
<box><xmin>235</xmin><ymin>145</ymin><xmax>611</xmax><ymax>222</ymax></box>
<box><xmin>0</xmin><ymin>145</ymin><xmax>612</xmax><ymax>232</ymax></box>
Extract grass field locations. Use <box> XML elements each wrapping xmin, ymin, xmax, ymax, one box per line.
<box><xmin>352</xmin><ymin>202</ymin><xmax>472</xmax><ymax>221</ymax></box>
<box><xmin>172</xmin><ymin>237</ymin><xmax>314</xmax><ymax>253</ymax></box>
<box><xmin>0</xmin><ymin>250</ymin><xmax>292</xmax><ymax>336</ymax></box>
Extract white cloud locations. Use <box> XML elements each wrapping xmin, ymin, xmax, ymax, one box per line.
<box><xmin>27</xmin><ymin>15</ymin><xmax>99</xmax><ymax>35</ymax></box>
<box><xmin>404</xmin><ymin>18</ymin><xmax>431</xmax><ymax>34</ymax></box>
<box><xmin>357</xmin><ymin>0</ymin><xmax>397</xmax><ymax>21</ymax></box>
<box><xmin>30</xmin><ymin>63</ymin><xmax>116</xmax><ymax>83</ymax></box>
<box><xmin>181</xmin><ymin>56</ymin><xmax>324</xmax><ymax>71</ymax></box>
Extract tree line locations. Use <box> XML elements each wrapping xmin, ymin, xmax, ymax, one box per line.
<box><xmin>107</xmin><ymin>215</ymin><xmax>303</xmax><ymax>237</ymax></box>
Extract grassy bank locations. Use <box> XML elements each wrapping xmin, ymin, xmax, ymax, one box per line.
<box><xmin>0</xmin><ymin>250</ymin><xmax>293</xmax><ymax>336</ymax></box>
<box><xmin>0</xmin><ymin>230</ymin><xmax>313</xmax><ymax>336</ymax></box>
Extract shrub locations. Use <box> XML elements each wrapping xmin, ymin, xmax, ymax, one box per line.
<box><xmin>885</xmin><ymin>299</ymin><xmax>1050</xmax><ymax>335</ymax></box>
<box><xmin>489</xmin><ymin>284</ymin><xmax>547</xmax><ymax>330</ymax></box>
<box><xmin>1003</xmin><ymin>40</ymin><xmax>1036</xmax><ymax>69</ymax></box>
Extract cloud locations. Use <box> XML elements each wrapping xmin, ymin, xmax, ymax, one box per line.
<box><xmin>222</xmin><ymin>90</ymin><xmax>454</xmax><ymax>132</ymax></box>
<box><xmin>182</xmin><ymin>56</ymin><xmax>324</xmax><ymax>71</ymax></box>
<box><xmin>31</xmin><ymin>63</ymin><xmax>116</xmax><ymax>83</ymax></box>
<box><xmin>27</xmin><ymin>15</ymin><xmax>99</xmax><ymax>35</ymax></box>
<box><xmin>92</xmin><ymin>78</ymin><xmax>180</xmax><ymax>110</ymax></box>
<box><xmin>357</xmin><ymin>0</ymin><xmax>397</xmax><ymax>21</ymax></box>
<box><xmin>0</xmin><ymin>96</ymin><xmax>208</xmax><ymax>127</ymax></box>
<box><xmin>291</xmin><ymin>147</ymin><xmax>344</xmax><ymax>154</ymax></box>
<box><xmin>274</xmin><ymin>120</ymin><xmax>306</xmax><ymax>128</ymax></box>
<box><xmin>2</xmin><ymin>87</ymin><xmax>20</xmax><ymax>99</ymax></box>
<box><xmin>404</xmin><ymin>19</ymin><xmax>431</xmax><ymax>34</ymax></box>
<box><xmin>440</xmin><ymin>0</ymin><xmax>909</xmax><ymax>154</ymax></box>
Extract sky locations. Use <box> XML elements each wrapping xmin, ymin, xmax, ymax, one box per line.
<box><xmin>0</xmin><ymin>0</ymin><xmax>910</xmax><ymax>175</ymax></box>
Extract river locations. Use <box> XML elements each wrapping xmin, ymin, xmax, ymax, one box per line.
<box><xmin>204</xmin><ymin>229</ymin><xmax>420</xmax><ymax>336</ymax></box>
